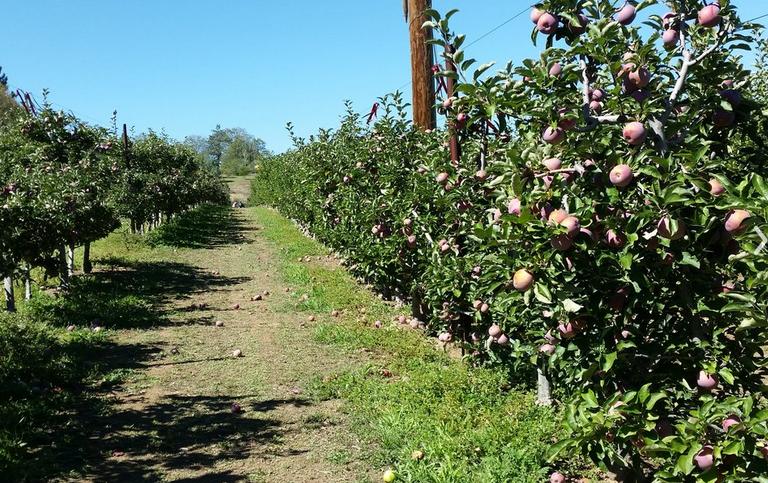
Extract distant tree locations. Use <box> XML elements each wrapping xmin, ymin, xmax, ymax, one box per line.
<box><xmin>183</xmin><ymin>134</ymin><xmax>208</xmax><ymax>155</ymax></box>
<box><xmin>197</xmin><ymin>125</ymin><xmax>270</xmax><ymax>175</ymax></box>
<box><xmin>0</xmin><ymin>68</ymin><xmax>18</xmax><ymax>123</ymax></box>
<box><xmin>206</xmin><ymin>125</ymin><xmax>231</xmax><ymax>170</ymax></box>
<box><xmin>220</xmin><ymin>135</ymin><xmax>268</xmax><ymax>175</ymax></box>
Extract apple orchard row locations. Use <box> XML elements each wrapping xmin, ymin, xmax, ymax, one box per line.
<box><xmin>253</xmin><ymin>1</ymin><xmax>768</xmax><ymax>481</ymax></box>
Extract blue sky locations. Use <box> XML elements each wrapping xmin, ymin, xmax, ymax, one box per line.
<box><xmin>3</xmin><ymin>1</ymin><xmax>766</xmax><ymax>152</ymax></box>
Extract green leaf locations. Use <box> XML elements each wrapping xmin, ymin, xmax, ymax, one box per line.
<box><xmin>581</xmin><ymin>390</ymin><xmax>599</xmax><ymax>408</ymax></box>
<box><xmin>534</xmin><ymin>283</ymin><xmax>553</xmax><ymax>304</ymax></box>
<box><xmin>545</xmin><ymin>439</ymin><xmax>572</xmax><ymax>461</ymax></box>
<box><xmin>718</xmin><ymin>367</ymin><xmax>735</xmax><ymax>385</ymax></box>
<box><xmin>638</xmin><ymin>383</ymin><xmax>651</xmax><ymax>403</ymax></box>
<box><xmin>619</xmin><ymin>253</ymin><xmax>633</xmax><ymax>270</ymax></box>
<box><xmin>603</xmin><ymin>352</ymin><xmax>618</xmax><ymax>372</ymax></box>
<box><xmin>679</xmin><ymin>252</ymin><xmax>700</xmax><ymax>268</ymax></box>
<box><xmin>646</xmin><ymin>392</ymin><xmax>667</xmax><ymax>410</ymax></box>
<box><xmin>562</xmin><ymin>298</ymin><xmax>582</xmax><ymax>313</ymax></box>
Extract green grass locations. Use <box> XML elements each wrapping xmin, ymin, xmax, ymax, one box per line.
<box><xmin>0</xmin><ymin>208</ymin><xmax>225</xmax><ymax>480</ymax></box>
<box><xmin>0</xmin><ymin>306</ymin><xmax>116</xmax><ymax>479</ymax></box>
<box><xmin>252</xmin><ymin>205</ymin><xmax>571</xmax><ymax>482</ymax></box>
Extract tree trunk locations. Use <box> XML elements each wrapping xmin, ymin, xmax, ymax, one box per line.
<box><xmin>66</xmin><ymin>243</ymin><xmax>76</xmax><ymax>277</ymax></box>
<box><xmin>4</xmin><ymin>276</ymin><xmax>15</xmax><ymax>312</ymax></box>
<box><xmin>59</xmin><ymin>246</ymin><xmax>70</xmax><ymax>289</ymax></box>
<box><xmin>24</xmin><ymin>265</ymin><xmax>32</xmax><ymax>301</ymax></box>
<box><xmin>83</xmin><ymin>242</ymin><xmax>92</xmax><ymax>274</ymax></box>
<box><xmin>536</xmin><ymin>367</ymin><xmax>552</xmax><ymax>406</ymax></box>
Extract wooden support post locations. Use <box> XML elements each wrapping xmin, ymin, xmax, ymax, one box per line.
<box><xmin>3</xmin><ymin>276</ymin><xmax>15</xmax><ymax>312</ymax></box>
<box><xmin>24</xmin><ymin>265</ymin><xmax>32</xmax><ymax>300</ymax></box>
<box><xmin>406</xmin><ymin>0</ymin><xmax>436</xmax><ymax>130</ymax></box>
<box><xmin>536</xmin><ymin>366</ymin><xmax>552</xmax><ymax>406</ymax></box>
<box><xmin>83</xmin><ymin>242</ymin><xmax>92</xmax><ymax>274</ymax></box>
<box><xmin>66</xmin><ymin>243</ymin><xmax>76</xmax><ymax>277</ymax></box>
<box><xmin>59</xmin><ymin>246</ymin><xmax>70</xmax><ymax>289</ymax></box>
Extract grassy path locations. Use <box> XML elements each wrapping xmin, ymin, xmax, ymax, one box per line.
<box><xmin>23</xmin><ymin>176</ymin><xmax>565</xmax><ymax>482</ymax></box>
<box><xmin>73</xmin><ymin>180</ymin><xmax>372</xmax><ymax>482</ymax></box>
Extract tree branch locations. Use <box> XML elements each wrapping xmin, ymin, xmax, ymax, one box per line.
<box><xmin>653</xmin><ymin>22</ymin><xmax>730</xmax><ymax>155</ymax></box>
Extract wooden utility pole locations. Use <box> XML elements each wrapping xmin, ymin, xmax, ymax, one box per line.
<box><xmin>405</xmin><ymin>0</ymin><xmax>436</xmax><ymax>129</ymax></box>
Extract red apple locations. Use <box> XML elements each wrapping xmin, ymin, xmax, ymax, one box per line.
<box><xmin>662</xmin><ymin>12</ymin><xmax>677</xmax><ymax>28</ymax></box>
<box><xmin>694</xmin><ymin>446</ymin><xmax>714</xmax><ymax>470</ymax></box>
<box><xmin>537</xmin><ymin>12</ymin><xmax>559</xmax><ymax>34</ymax></box>
<box><xmin>709</xmin><ymin>178</ymin><xmax>725</xmax><ymax>196</ymax></box>
<box><xmin>548</xmin><ymin>209</ymin><xmax>569</xmax><ymax>225</ymax></box>
<box><xmin>561</xmin><ymin>216</ymin><xmax>580</xmax><ymax>237</ymax></box>
<box><xmin>530</xmin><ymin>6</ymin><xmax>544</xmax><ymax>24</ymax></box>
<box><xmin>608</xmin><ymin>287</ymin><xmax>628</xmax><ymax>311</ymax></box>
<box><xmin>543</xmin><ymin>158</ymin><xmax>562</xmax><ymax>171</ymax></box>
<box><xmin>627</xmin><ymin>67</ymin><xmax>651</xmax><ymax>89</ymax></box>
<box><xmin>568</xmin><ymin>13</ymin><xmax>588</xmax><ymax>35</ymax></box>
<box><xmin>488</xmin><ymin>323</ymin><xmax>502</xmax><ymax>338</ymax></box>
<box><xmin>697</xmin><ymin>371</ymin><xmax>719</xmax><ymax>391</ymax></box>
<box><xmin>558</xmin><ymin>108</ymin><xmax>576</xmax><ymax>131</ymax></box>
<box><xmin>720</xmin><ymin>89</ymin><xmax>741</xmax><ymax>106</ymax></box>
<box><xmin>615</xmin><ymin>4</ymin><xmax>636</xmax><ymax>25</ymax></box>
<box><xmin>513</xmin><ymin>269</ymin><xmax>534</xmax><ymax>292</ymax></box>
<box><xmin>508</xmin><ymin>198</ymin><xmax>522</xmax><ymax>215</ymax></box>
<box><xmin>698</xmin><ymin>4</ymin><xmax>721</xmax><ymax>28</ymax></box>
<box><xmin>629</xmin><ymin>89</ymin><xmax>650</xmax><ymax>103</ymax></box>
<box><xmin>713</xmin><ymin>109</ymin><xmax>735</xmax><ymax>128</ymax></box>
<box><xmin>436</xmin><ymin>172</ymin><xmax>449</xmax><ymax>185</ymax></box>
<box><xmin>663</xmin><ymin>29</ymin><xmax>679</xmax><ymax>46</ymax></box>
<box><xmin>549</xmin><ymin>62</ymin><xmax>562</xmax><ymax>77</ymax></box>
<box><xmin>551</xmin><ymin>234</ymin><xmax>573</xmax><ymax>251</ymax></box>
<box><xmin>605</xmin><ymin>229</ymin><xmax>626</xmax><ymax>249</ymax></box>
<box><xmin>610</xmin><ymin>164</ymin><xmax>634</xmax><ymax>187</ymax></box>
<box><xmin>722</xmin><ymin>415</ymin><xmax>741</xmax><ymax>432</ymax></box>
<box><xmin>540</xmin><ymin>343</ymin><xmax>556</xmax><ymax>355</ymax></box>
<box><xmin>558</xmin><ymin>322</ymin><xmax>576</xmax><ymax>338</ymax></box>
<box><xmin>657</xmin><ymin>217</ymin><xmax>687</xmax><ymax>240</ymax></box>
<box><xmin>724</xmin><ymin>209</ymin><xmax>750</xmax><ymax>234</ymax></box>
<box><xmin>623</xmin><ymin>121</ymin><xmax>647</xmax><ymax>145</ymax></box>
<box><xmin>542</xmin><ymin>126</ymin><xmax>565</xmax><ymax>144</ymax></box>
<box><xmin>550</xmin><ymin>471</ymin><xmax>566</xmax><ymax>483</ymax></box>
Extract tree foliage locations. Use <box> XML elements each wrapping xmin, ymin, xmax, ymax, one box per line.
<box><xmin>0</xmin><ymin>90</ymin><xmax>228</xmax><ymax>288</ymax></box>
<box><xmin>252</xmin><ymin>1</ymin><xmax>768</xmax><ymax>480</ymax></box>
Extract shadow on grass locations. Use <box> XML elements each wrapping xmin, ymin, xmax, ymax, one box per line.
<box><xmin>25</xmin><ymin>257</ymin><xmax>250</xmax><ymax>329</ymax></box>
<box><xmin>1</xmin><ymin>202</ymin><xmax>272</xmax><ymax>480</ymax></box>
<box><xmin>147</xmin><ymin>204</ymin><xmax>254</xmax><ymax>249</ymax></box>
<box><xmin>66</xmin><ymin>395</ymin><xmax>311</xmax><ymax>483</ymax></box>
<box><xmin>0</xmin><ymin>326</ymin><xmax>164</xmax><ymax>481</ymax></box>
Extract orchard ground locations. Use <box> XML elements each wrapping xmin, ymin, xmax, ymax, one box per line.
<box><xmin>2</xmin><ymin>177</ymin><xmax>589</xmax><ymax>482</ymax></box>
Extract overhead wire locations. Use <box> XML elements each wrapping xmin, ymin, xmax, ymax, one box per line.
<box><xmin>395</xmin><ymin>5</ymin><xmax>530</xmax><ymax>93</ymax></box>
<box><xmin>393</xmin><ymin>8</ymin><xmax>768</xmax><ymax>95</ymax></box>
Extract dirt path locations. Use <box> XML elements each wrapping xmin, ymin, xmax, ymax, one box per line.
<box><xmin>76</xmin><ymin>179</ymin><xmax>370</xmax><ymax>482</ymax></box>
